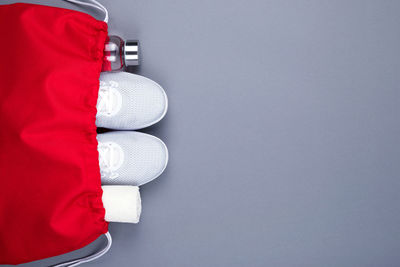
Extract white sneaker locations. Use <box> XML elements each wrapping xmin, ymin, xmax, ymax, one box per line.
<box><xmin>96</xmin><ymin>72</ymin><xmax>168</xmax><ymax>130</ymax></box>
<box><xmin>97</xmin><ymin>131</ymin><xmax>168</xmax><ymax>186</ymax></box>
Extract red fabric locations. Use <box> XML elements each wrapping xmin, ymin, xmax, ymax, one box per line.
<box><xmin>0</xmin><ymin>3</ymin><xmax>109</xmax><ymax>264</ymax></box>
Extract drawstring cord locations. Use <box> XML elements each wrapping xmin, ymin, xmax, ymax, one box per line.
<box><xmin>62</xmin><ymin>0</ymin><xmax>109</xmax><ymax>23</ymax></box>
<box><xmin>52</xmin><ymin>1</ymin><xmax>110</xmax><ymax>266</ymax></box>
<box><xmin>52</xmin><ymin>232</ymin><xmax>112</xmax><ymax>267</ymax></box>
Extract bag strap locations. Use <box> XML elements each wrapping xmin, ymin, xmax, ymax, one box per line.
<box><xmin>62</xmin><ymin>0</ymin><xmax>109</xmax><ymax>23</ymax></box>
<box><xmin>51</xmin><ymin>232</ymin><xmax>112</xmax><ymax>267</ymax></box>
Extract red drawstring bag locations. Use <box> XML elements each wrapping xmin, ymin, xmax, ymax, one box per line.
<box><xmin>0</xmin><ymin>3</ymin><xmax>109</xmax><ymax>265</ymax></box>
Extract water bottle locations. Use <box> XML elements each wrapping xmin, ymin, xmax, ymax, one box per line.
<box><xmin>102</xmin><ymin>36</ymin><xmax>140</xmax><ymax>71</ymax></box>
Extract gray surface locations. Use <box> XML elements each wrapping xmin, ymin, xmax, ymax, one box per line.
<box><xmin>3</xmin><ymin>0</ymin><xmax>400</xmax><ymax>266</ymax></box>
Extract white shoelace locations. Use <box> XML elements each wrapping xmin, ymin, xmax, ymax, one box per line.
<box><xmin>96</xmin><ymin>81</ymin><xmax>121</xmax><ymax>117</ymax></box>
<box><xmin>97</xmin><ymin>87</ymin><xmax>113</xmax><ymax>116</ymax></box>
<box><xmin>98</xmin><ymin>142</ymin><xmax>123</xmax><ymax>180</ymax></box>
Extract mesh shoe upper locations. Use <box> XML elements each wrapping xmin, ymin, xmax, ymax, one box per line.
<box><xmin>97</xmin><ymin>131</ymin><xmax>168</xmax><ymax>186</ymax></box>
<box><xmin>96</xmin><ymin>72</ymin><xmax>168</xmax><ymax>130</ymax></box>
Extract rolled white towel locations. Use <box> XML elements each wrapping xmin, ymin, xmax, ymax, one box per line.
<box><xmin>101</xmin><ymin>185</ymin><xmax>141</xmax><ymax>223</ymax></box>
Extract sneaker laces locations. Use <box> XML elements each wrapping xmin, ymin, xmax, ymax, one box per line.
<box><xmin>98</xmin><ymin>142</ymin><xmax>123</xmax><ymax>179</ymax></box>
<box><xmin>97</xmin><ymin>81</ymin><xmax>121</xmax><ymax>116</ymax></box>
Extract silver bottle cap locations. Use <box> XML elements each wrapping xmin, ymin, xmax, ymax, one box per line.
<box><xmin>124</xmin><ymin>40</ymin><xmax>140</xmax><ymax>66</ymax></box>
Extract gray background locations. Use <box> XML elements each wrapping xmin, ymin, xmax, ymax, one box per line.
<box><xmin>3</xmin><ymin>0</ymin><xmax>400</xmax><ymax>266</ymax></box>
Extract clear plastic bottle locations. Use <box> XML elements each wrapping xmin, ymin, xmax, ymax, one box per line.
<box><xmin>102</xmin><ymin>36</ymin><xmax>139</xmax><ymax>71</ymax></box>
